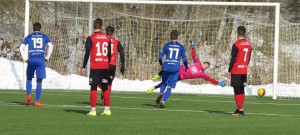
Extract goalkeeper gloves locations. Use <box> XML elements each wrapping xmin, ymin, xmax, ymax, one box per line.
<box><xmin>120</xmin><ymin>65</ymin><xmax>125</xmax><ymax>75</ymax></box>
<box><xmin>218</xmin><ymin>80</ymin><xmax>226</xmax><ymax>87</ymax></box>
<box><xmin>190</xmin><ymin>40</ymin><xmax>195</xmax><ymax>49</ymax></box>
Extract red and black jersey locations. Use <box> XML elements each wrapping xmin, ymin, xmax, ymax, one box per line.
<box><xmin>228</xmin><ymin>39</ymin><xmax>252</xmax><ymax>74</ymax></box>
<box><xmin>109</xmin><ymin>37</ymin><xmax>125</xmax><ymax>66</ymax></box>
<box><xmin>82</xmin><ymin>31</ymin><xmax>111</xmax><ymax>69</ymax></box>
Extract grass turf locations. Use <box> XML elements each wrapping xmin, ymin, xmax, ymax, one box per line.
<box><xmin>0</xmin><ymin>90</ymin><xmax>300</xmax><ymax>135</ymax></box>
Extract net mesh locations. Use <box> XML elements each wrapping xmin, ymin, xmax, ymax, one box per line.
<box><xmin>24</xmin><ymin>2</ymin><xmax>300</xmax><ymax>97</ymax></box>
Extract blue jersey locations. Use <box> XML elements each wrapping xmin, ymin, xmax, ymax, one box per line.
<box><xmin>22</xmin><ymin>32</ymin><xmax>51</xmax><ymax>59</ymax></box>
<box><xmin>158</xmin><ymin>41</ymin><xmax>188</xmax><ymax>72</ymax></box>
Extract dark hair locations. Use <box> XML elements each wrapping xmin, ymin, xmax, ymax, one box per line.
<box><xmin>106</xmin><ymin>26</ymin><xmax>115</xmax><ymax>36</ymax></box>
<box><xmin>94</xmin><ymin>18</ymin><xmax>103</xmax><ymax>29</ymax></box>
<box><xmin>203</xmin><ymin>61</ymin><xmax>210</xmax><ymax>66</ymax></box>
<box><xmin>33</xmin><ymin>22</ymin><xmax>41</xmax><ymax>31</ymax></box>
<box><xmin>237</xmin><ymin>26</ymin><xmax>246</xmax><ymax>36</ymax></box>
<box><xmin>170</xmin><ymin>30</ymin><xmax>179</xmax><ymax>40</ymax></box>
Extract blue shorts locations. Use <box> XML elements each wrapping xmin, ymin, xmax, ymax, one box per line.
<box><xmin>162</xmin><ymin>71</ymin><xmax>179</xmax><ymax>88</ymax></box>
<box><xmin>26</xmin><ymin>58</ymin><xmax>46</xmax><ymax>79</ymax></box>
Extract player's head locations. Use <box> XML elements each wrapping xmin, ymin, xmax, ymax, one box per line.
<box><xmin>237</xmin><ymin>26</ymin><xmax>246</xmax><ymax>37</ymax></box>
<box><xmin>106</xmin><ymin>26</ymin><xmax>115</xmax><ymax>36</ymax></box>
<box><xmin>202</xmin><ymin>62</ymin><xmax>210</xmax><ymax>70</ymax></box>
<box><xmin>170</xmin><ymin>30</ymin><xmax>179</xmax><ymax>40</ymax></box>
<box><xmin>33</xmin><ymin>22</ymin><xmax>41</xmax><ymax>31</ymax></box>
<box><xmin>94</xmin><ymin>18</ymin><xmax>103</xmax><ymax>29</ymax></box>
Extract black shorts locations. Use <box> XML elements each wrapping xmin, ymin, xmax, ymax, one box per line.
<box><xmin>231</xmin><ymin>74</ymin><xmax>247</xmax><ymax>86</ymax></box>
<box><xmin>109</xmin><ymin>64</ymin><xmax>116</xmax><ymax>82</ymax></box>
<box><xmin>89</xmin><ymin>69</ymin><xmax>110</xmax><ymax>85</ymax></box>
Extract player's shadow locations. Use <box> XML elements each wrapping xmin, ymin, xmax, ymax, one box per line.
<box><xmin>142</xmin><ymin>103</ymin><xmax>158</xmax><ymax>108</ymax></box>
<box><xmin>63</xmin><ymin>109</ymin><xmax>89</xmax><ymax>115</ymax></box>
<box><xmin>8</xmin><ymin>101</ymin><xmax>26</xmax><ymax>106</ymax></box>
<box><xmin>203</xmin><ymin>110</ymin><xmax>231</xmax><ymax>115</ymax></box>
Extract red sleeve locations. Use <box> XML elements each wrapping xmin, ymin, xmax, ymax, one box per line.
<box><xmin>204</xmin><ymin>76</ymin><xmax>218</xmax><ymax>84</ymax></box>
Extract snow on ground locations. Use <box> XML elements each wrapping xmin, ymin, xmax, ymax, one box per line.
<box><xmin>0</xmin><ymin>58</ymin><xmax>299</xmax><ymax>97</ymax></box>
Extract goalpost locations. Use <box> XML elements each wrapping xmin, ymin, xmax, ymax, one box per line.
<box><xmin>23</xmin><ymin>0</ymin><xmax>282</xmax><ymax>99</ymax></box>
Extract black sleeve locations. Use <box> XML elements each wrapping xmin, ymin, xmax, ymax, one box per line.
<box><xmin>108</xmin><ymin>40</ymin><xmax>112</xmax><ymax>62</ymax></box>
<box><xmin>118</xmin><ymin>42</ymin><xmax>125</xmax><ymax>66</ymax></box>
<box><xmin>248</xmin><ymin>48</ymin><xmax>252</xmax><ymax>65</ymax></box>
<box><xmin>82</xmin><ymin>37</ymin><xmax>92</xmax><ymax>68</ymax></box>
<box><xmin>228</xmin><ymin>44</ymin><xmax>238</xmax><ymax>72</ymax></box>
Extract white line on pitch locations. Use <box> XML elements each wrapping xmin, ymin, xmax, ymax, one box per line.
<box><xmin>1</xmin><ymin>91</ymin><xmax>300</xmax><ymax>106</ymax></box>
<box><xmin>0</xmin><ymin>102</ymin><xmax>299</xmax><ymax>117</ymax></box>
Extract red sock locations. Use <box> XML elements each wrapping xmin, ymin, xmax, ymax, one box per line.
<box><xmin>234</xmin><ymin>94</ymin><xmax>245</xmax><ymax>110</ymax></box>
<box><xmin>90</xmin><ymin>90</ymin><xmax>97</xmax><ymax>107</ymax></box>
<box><xmin>103</xmin><ymin>85</ymin><xmax>112</xmax><ymax>107</ymax></box>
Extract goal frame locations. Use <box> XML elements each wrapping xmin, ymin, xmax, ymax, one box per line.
<box><xmin>24</xmin><ymin>0</ymin><xmax>281</xmax><ymax>99</ymax></box>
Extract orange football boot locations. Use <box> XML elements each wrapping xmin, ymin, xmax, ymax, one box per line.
<box><xmin>34</xmin><ymin>101</ymin><xmax>43</xmax><ymax>107</ymax></box>
<box><xmin>25</xmin><ymin>95</ymin><xmax>32</xmax><ymax>106</ymax></box>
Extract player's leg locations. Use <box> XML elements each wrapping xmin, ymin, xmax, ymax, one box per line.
<box><xmin>101</xmin><ymin>69</ymin><xmax>112</xmax><ymax>116</ymax></box>
<box><xmin>34</xmin><ymin>59</ymin><xmax>46</xmax><ymax>107</ymax></box>
<box><xmin>160</xmin><ymin>72</ymin><xmax>179</xmax><ymax>108</ymax></box>
<box><xmin>25</xmin><ymin>59</ymin><xmax>35</xmax><ymax>105</ymax></box>
<box><xmin>156</xmin><ymin>71</ymin><xmax>168</xmax><ymax>104</ymax></box>
<box><xmin>146</xmin><ymin>82</ymin><xmax>163</xmax><ymax>94</ymax></box>
<box><xmin>87</xmin><ymin>70</ymin><xmax>99</xmax><ymax>116</ymax></box>
<box><xmin>101</xmin><ymin>65</ymin><xmax>116</xmax><ymax>105</ymax></box>
<box><xmin>151</xmin><ymin>70</ymin><xmax>163</xmax><ymax>81</ymax></box>
<box><xmin>231</xmin><ymin>74</ymin><xmax>245</xmax><ymax>116</ymax></box>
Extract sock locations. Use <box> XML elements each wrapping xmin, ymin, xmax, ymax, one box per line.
<box><xmin>90</xmin><ymin>90</ymin><xmax>97</xmax><ymax>107</ymax></box>
<box><xmin>234</xmin><ymin>94</ymin><xmax>245</xmax><ymax>111</ymax></box>
<box><xmin>103</xmin><ymin>85</ymin><xmax>111</xmax><ymax>107</ymax></box>
<box><xmin>91</xmin><ymin>107</ymin><xmax>96</xmax><ymax>112</ymax></box>
<box><xmin>160</xmin><ymin>84</ymin><xmax>166</xmax><ymax>94</ymax></box>
<box><xmin>162</xmin><ymin>87</ymin><xmax>172</xmax><ymax>102</ymax></box>
<box><xmin>26</xmin><ymin>80</ymin><xmax>32</xmax><ymax>95</ymax></box>
<box><xmin>104</xmin><ymin>106</ymin><xmax>110</xmax><ymax>111</ymax></box>
<box><xmin>35</xmin><ymin>82</ymin><xmax>42</xmax><ymax>101</ymax></box>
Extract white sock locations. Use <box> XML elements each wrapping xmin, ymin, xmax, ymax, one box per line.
<box><xmin>104</xmin><ymin>106</ymin><xmax>110</xmax><ymax>111</ymax></box>
<box><xmin>91</xmin><ymin>107</ymin><xmax>96</xmax><ymax>112</ymax></box>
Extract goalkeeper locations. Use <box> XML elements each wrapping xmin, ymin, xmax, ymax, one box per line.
<box><xmin>147</xmin><ymin>40</ymin><xmax>225</xmax><ymax>95</ymax></box>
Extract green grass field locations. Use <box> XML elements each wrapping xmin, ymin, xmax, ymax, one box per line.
<box><xmin>0</xmin><ymin>90</ymin><xmax>300</xmax><ymax>135</ymax></box>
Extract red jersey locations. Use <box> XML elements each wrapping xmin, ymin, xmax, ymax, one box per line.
<box><xmin>88</xmin><ymin>32</ymin><xmax>111</xmax><ymax>69</ymax></box>
<box><xmin>230</xmin><ymin>39</ymin><xmax>252</xmax><ymax>74</ymax></box>
<box><xmin>110</xmin><ymin>37</ymin><xmax>119</xmax><ymax>66</ymax></box>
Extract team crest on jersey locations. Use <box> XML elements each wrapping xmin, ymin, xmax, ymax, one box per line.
<box><xmin>190</xmin><ymin>66</ymin><xmax>198</xmax><ymax>74</ymax></box>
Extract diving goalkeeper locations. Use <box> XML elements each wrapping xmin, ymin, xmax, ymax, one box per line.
<box><xmin>147</xmin><ymin>40</ymin><xmax>225</xmax><ymax>95</ymax></box>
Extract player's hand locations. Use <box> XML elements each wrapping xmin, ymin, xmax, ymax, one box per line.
<box><xmin>81</xmin><ymin>68</ymin><xmax>86</xmax><ymax>76</ymax></box>
<box><xmin>227</xmin><ymin>72</ymin><xmax>231</xmax><ymax>79</ymax></box>
<box><xmin>190</xmin><ymin>40</ymin><xmax>195</xmax><ymax>48</ymax></box>
<box><xmin>120</xmin><ymin>65</ymin><xmax>125</xmax><ymax>75</ymax></box>
<box><xmin>218</xmin><ymin>80</ymin><xmax>226</xmax><ymax>87</ymax></box>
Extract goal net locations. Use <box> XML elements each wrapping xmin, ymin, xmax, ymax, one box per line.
<box><xmin>23</xmin><ymin>0</ymin><xmax>300</xmax><ymax>98</ymax></box>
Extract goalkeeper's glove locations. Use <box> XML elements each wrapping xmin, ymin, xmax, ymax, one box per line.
<box><xmin>218</xmin><ymin>80</ymin><xmax>226</xmax><ymax>87</ymax></box>
<box><xmin>120</xmin><ymin>65</ymin><xmax>125</xmax><ymax>75</ymax></box>
<box><xmin>190</xmin><ymin>40</ymin><xmax>195</xmax><ymax>49</ymax></box>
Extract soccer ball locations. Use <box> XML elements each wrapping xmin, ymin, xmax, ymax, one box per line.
<box><xmin>257</xmin><ymin>88</ymin><xmax>266</xmax><ymax>97</ymax></box>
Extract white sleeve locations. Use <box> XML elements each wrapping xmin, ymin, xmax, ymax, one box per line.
<box><xmin>45</xmin><ymin>42</ymin><xmax>53</xmax><ymax>60</ymax></box>
<box><xmin>19</xmin><ymin>44</ymin><xmax>28</xmax><ymax>61</ymax></box>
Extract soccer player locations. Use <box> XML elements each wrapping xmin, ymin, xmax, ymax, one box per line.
<box><xmin>227</xmin><ymin>26</ymin><xmax>252</xmax><ymax>116</ymax></box>
<box><xmin>147</xmin><ymin>40</ymin><xmax>225</xmax><ymax>94</ymax></box>
<box><xmin>20</xmin><ymin>22</ymin><xmax>53</xmax><ymax>107</ymax></box>
<box><xmin>99</xmin><ymin>26</ymin><xmax>125</xmax><ymax>109</ymax></box>
<box><xmin>81</xmin><ymin>18</ymin><xmax>112</xmax><ymax>116</ymax></box>
<box><xmin>156</xmin><ymin>30</ymin><xmax>188</xmax><ymax>108</ymax></box>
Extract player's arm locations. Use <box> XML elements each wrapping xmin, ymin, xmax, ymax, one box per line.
<box><xmin>227</xmin><ymin>44</ymin><xmax>238</xmax><ymax>78</ymax></box>
<box><xmin>181</xmin><ymin>46</ymin><xmax>188</xmax><ymax>71</ymax></box>
<box><xmin>108</xmin><ymin>40</ymin><xmax>112</xmax><ymax>62</ymax></box>
<box><xmin>190</xmin><ymin>40</ymin><xmax>200</xmax><ymax>63</ymax></box>
<box><xmin>158</xmin><ymin>46</ymin><xmax>166</xmax><ymax>66</ymax></box>
<box><xmin>118</xmin><ymin>42</ymin><xmax>125</xmax><ymax>75</ymax></box>
<box><xmin>202</xmin><ymin>74</ymin><xmax>225</xmax><ymax>87</ymax></box>
<box><xmin>81</xmin><ymin>37</ymin><xmax>92</xmax><ymax>76</ymax></box>
<box><xmin>20</xmin><ymin>37</ymin><xmax>29</xmax><ymax>62</ymax></box>
<box><xmin>44</xmin><ymin>42</ymin><xmax>53</xmax><ymax>61</ymax></box>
